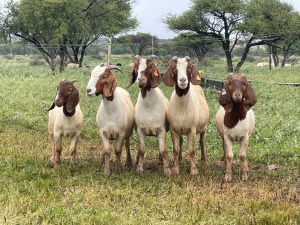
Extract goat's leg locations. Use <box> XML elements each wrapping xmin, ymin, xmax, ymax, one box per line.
<box><xmin>223</xmin><ymin>136</ymin><xmax>233</xmax><ymax>182</ymax></box>
<box><xmin>50</xmin><ymin>133</ymin><xmax>55</xmax><ymax>163</ymax></box>
<box><xmin>53</xmin><ymin>134</ymin><xmax>62</xmax><ymax>166</ymax></box>
<box><xmin>136</xmin><ymin>129</ymin><xmax>145</xmax><ymax>173</ymax></box>
<box><xmin>114</xmin><ymin>136</ymin><xmax>125</xmax><ymax>174</ymax></box>
<box><xmin>158</xmin><ymin>130</ymin><xmax>171</xmax><ymax>176</ymax></box>
<box><xmin>199</xmin><ymin>131</ymin><xmax>206</xmax><ymax>162</ymax></box>
<box><xmin>171</xmin><ymin>129</ymin><xmax>181</xmax><ymax>175</ymax></box>
<box><xmin>124</xmin><ymin>137</ymin><xmax>133</xmax><ymax>168</ymax></box>
<box><xmin>187</xmin><ymin>130</ymin><xmax>198</xmax><ymax>175</ymax></box>
<box><xmin>69</xmin><ymin>133</ymin><xmax>79</xmax><ymax>165</ymax></box>
<box><xmin>100</xmin><ymin>133</ymin><xmax>111</xmax><ymax>176</ymax></box>
<box><xmin>179</xmin><ymin>136</ymin><xmax>183</xmax><ymax>163</ymax></box>
<box><xmin>239</xmin><ymin>135</ymin><xmax>249</xmax><ymax>181</ymax></box>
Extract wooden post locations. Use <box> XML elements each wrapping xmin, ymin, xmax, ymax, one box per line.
<box><xmin>107</xmin><ymin>37</ymin><xmax>112</xmax><ymax>65</ymax></box>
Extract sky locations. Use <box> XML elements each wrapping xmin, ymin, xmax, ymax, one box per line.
<box><xmin>132</xmin><ymin>0</ymin><xmax>300</xmax><ymax>39</ymax></box>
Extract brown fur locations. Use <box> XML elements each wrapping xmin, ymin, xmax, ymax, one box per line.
<box><xmin>95</xmin><ymin>68</ymin><xmax>117</xmax><ymax>101</ymax></box>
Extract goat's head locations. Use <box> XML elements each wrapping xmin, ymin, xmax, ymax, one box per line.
<box><xmin>94</xmin><ymin>68</ymin><xmax>118</xmax><ymax>100</ymax></box>
<box><xmin>49</xmin><ymin>80</ymin><xmax>80</xmax><ymax>114</ymax></box>
<box><xmin>162</xmin><ymin>56</ymin><xmax>201</xmax><ymax>96</ymax></box>
<box><xmin>219</xmin><ymin>74</ymin><xmax>257</xmax><ymax>112</ymax></box>
<box><xmin>86</xmin><ymin>64</ymin><xmax>123</xmax><ymax>97</ymax></box>
<box><xmin>127</xmin><ymin>55</ymin><xmax>161</xmax><ymax>94</ymax></box>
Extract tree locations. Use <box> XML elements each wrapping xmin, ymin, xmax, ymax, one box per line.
<box><xmin>2</xmin><ymin>0</ymin><xmax>137</xmax><ymax>73</ymax></box>
<box><xmin>164</xmin><ymin>0</ymin><xmax>300</xmax><ymax>72</ymax></box>
<box><xmin>171</xmin><ymin>32</ymin><xmax>215</xmax><ymax>62</ymax></box>
<box><xmin>117</xmin><ymin>33</ymin><xmax>158</xmax><ymax>56</ymax></box>
<box><xmin>164</xmin><ymin>0</ymin><xmax>246</xmax><ymax>72</ymax></box>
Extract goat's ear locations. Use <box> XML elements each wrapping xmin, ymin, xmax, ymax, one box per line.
<box><xmin>190</xmin><ymin>65</ymin><xmax>201</xmax><ymax>85</ymax></box>
<box><xmin>162</xmin><ymin>66</ymin><xmax>175</xmax><ymax>87</ymax></box>
<box><xmin>127</xmin><ymin>62</ymin><xmax>138</xmax><ymax>88</ymax></box>
<box><xmin>103</xmin><ymin>79</ymin><xmax>117</xmax><ymax>98</ymax></box>
<box><xmin>243</xmin><ymin>82</ymin><xmax>257</xmax><ymax>111</ymax></box>
<box><xmin>219</xmin><ymin>83</ymin><xmax>233</xmax><ymax>112</ymax></box>
<box><xmin>151</xmin><ymin>68</ymin><xmax>161</xmax><ymax>88</ymax></box>
<box><xmin>66</xmin><ymin>88</ymin><xmax>79</xmax><ymax>113</ymax></box>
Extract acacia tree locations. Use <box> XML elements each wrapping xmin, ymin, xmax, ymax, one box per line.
<box><xmin>2</xmin><ymin>0</ymin><xmax>137</xmax><ymax>73</ymax></box>
<box><xmin>117</xmin><ymin>33</ymin><xmax>158</xmax><ymax>55</ymax></box>
<box><xmin>171</xmin><ymin>32</ymin><xmax>215</xmax><ymax>62</ymax></box>
<box><xmin>164</xmin><ymin>0</ymin><xmax>300</xmax><ymax>72</ymax></box>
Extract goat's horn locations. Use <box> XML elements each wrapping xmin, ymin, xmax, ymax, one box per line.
<box><xmin>134</xmin><ymin>55</ymin><xmax>140</xmax><ymax>60</ymax></box>
<box><xmin>108</xmin><ymin>65</ymin><xmax>124</xmax><ymax>75</ymax></box>
<box><xmin>185</xmin><ymin>56</ymin><xmax>191</xmax><ymax>61</ymax></box>
<box><xmin>70</xmin><ymin>80</ymin><xmax>80</xmax><ymax>84</ymax></box>
<box><xmin>147</xmin><ymin>55</ymin><xmax>158</xmax><ymax>60</ymax></box>
<box><xmin>172</xmin><ymin>56</ymin><xmax>178</xmax><ymax>61</ymax></box>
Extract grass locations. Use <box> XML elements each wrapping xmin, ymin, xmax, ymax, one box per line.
<box><xmin>0</xmin><ymin>55</ymin><xmax>299</xmax><ymax>224</ymax></box>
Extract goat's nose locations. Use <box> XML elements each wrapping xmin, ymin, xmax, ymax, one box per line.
<box><xmin>86</xmin><ymin>88</ymin><xmax>91</xmax><ymax>93</ymax></box>
<box><xmin>235</xmin><ymin>92</ymin><xmax>241</xmax><ymax>97</ymax></box>
<box><xmin>180</xmin><ymin>77</ymin><xmax>186</xmax><ymax>83</ymax></box>
<box><xmin>138</xmin><ymin>77</ymin><xmax>144</xmax><ymax>81</ymax></box>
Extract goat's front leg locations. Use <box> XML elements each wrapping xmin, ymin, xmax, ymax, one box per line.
<box><xmin>171</xmin><ymin>129</ymin><xmax>181</xmax><ymax>175</ymax></box>
<box><xmin>100</xmin><ymin>132</ymin><xmax>111</xmax><ymax>176</ymax></box>
<box><xmin>53</xmin><ymin>134</ymin><xmax>62</xmax><ymax>166</ymax></box>
<box><xmin>136</xmin><ymin>129</ymin><xmax>145</xmax><ymax>173</ymax></box>
<box><xmin>223</xmin><ymin>135</ymin><xmax>233</xmax><ymax>182</ymax></box>
<box><xmin>239</xmin><ymin>135</ymin><xmax>249</xmax><ymax>181</ymax></box>
<box><xmin>158</xmin><ymin>130</ymin><xmax>171</xmax><ymax>176</ymax></box>
<box><xmin>124</xmin><ymin>137</ymin><xmax>133</xmax><ymax>168</ymax></box>
<box><xmin>187</xmin><ymin>129</ymin><xmax>198</xmax><ymax>175</ymax></box>
<box><xmin>199</xmin><ymin>131</ymin><xmax>206</xmax><ymax>162</ymax></box>
<box><xmin>69</xmin><ymin>133</ymin><xmax>80</xmax><ymax>165</ymax></box>
<box><xmin>114</xmin><ymin>136</ymin><xmax>125</xmax><ymax>173</ymax></box>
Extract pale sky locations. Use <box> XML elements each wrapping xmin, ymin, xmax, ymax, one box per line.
<box><xmin>132</xmin><ymin>0</ymin><xmax>300</xmax><ymax>39</ymax></box>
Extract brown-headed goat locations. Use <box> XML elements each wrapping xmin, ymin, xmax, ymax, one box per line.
<box><xmin>48</xmin><ymin>80</ymin><xmax>83</xmax><ymax>166</ymax></box>
<box><xmin>162</xmin><ymin>56</ymin><xmax>209</xmax><ymax>175</ymax></box>
<box><xmin>86</xmin><ymin>65</ymin><xmax>135</xmax><ymax>176</ymax></box>
<box><xmin>215</xmin><ymin>74</ymin><xmax>257</xmax><ymax>182</ymax></box>
<box><xmin>128</xmin><ymin>55</ymin><xmax>171</xmax><ymax>175</ymax></box>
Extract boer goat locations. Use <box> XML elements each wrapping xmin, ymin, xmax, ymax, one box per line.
<box><xmin>215</xmin><ymin>74</ymin><xmax>257</xmax><ymax>182</ymax></box>
<box><xmin>162</xmin><ymin>56</ymin><xmax>209</xmax><ymax>175</ymax></box>
<box><xmin>86</xmin><ymin>65</ymin><xmax>135</xmax><ymax>176</ymax></box>
<box><xmin>128</xmin><ymin>55</ymin><xmax>171</xmax><ymax>175</ymax></box>
<box><xmin>48</xmin><ymin>80</ymin><xmax>83</xmax><ymax>166</ymax></box>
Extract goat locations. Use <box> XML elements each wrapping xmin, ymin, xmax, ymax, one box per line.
<box><xmin>256</xmin><ymin>62</ymin><xmax>268</xmax><ymax>67</ymax></box>
<box><xmin>48</xmin><ymin>80</ymin><xmax>83</xmax><ymax>166</ymax></box>
<box><xmin>86</xmin><ymin>65</ymin><xmax>134</xmax><ymax>176</ymax></box>
<box><xmin>215</xmin><ymin>74</ymin><xmax>257</xmax><ymax>182</ymax></box>
<box><xmin>162</xmin><ymin>56</ymin><xmax>209</xmax><ymax>175</ymax></box>
<box><xmin>128</xmin><ymin>55</ymin><xmax>171</xmax><ymax>175</ymax></box>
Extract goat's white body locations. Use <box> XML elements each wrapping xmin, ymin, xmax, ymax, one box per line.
<box><xmin>168</xmin><ymin>84</ymin><xmax>209</xmax><ymax>175</ymax></box>
<box><xmin>97</xmin><ymin>87</ymin><xmax>135</xmax><ymax>176</ymax></box>
<box><xmin>48</xmin><ymin>104</ymin><xmax>83</xmax><ymax>165</ymax></box>
<box><xmin>215</xmin><ymin>106</ymin><xmax>255</xmax><ymax>182</ymax></box>
<box><xmin>134</xmin><ymin>87</ymin><xmax>171</xmax><ymax>175</ymax></box>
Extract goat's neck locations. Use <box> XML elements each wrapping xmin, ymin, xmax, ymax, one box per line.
<box><xmin>224</xmin><ymin>101</ymin><xmax>247</xmax><ymax>128</ymax></box>
<box><xmin>175</xmin><ymin>83</ymin><xmax>190</xmax><ymax>96</ymax></box>
<box><xmin>62</xmin><ymin>105</ymin><xmax>76</xmax><ymax>117</ymax></box>
<box><xmin>140</xmin><ymin>85</ymin><xmax>152</xmax><ymax>98</ymax></box>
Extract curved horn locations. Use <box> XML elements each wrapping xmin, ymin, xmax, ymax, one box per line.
<box><xmin>172</xmin><ymin>56</ymin><xmax>178</xmax><ymax>61</ymax></box>
<box><xmin>108</xmin><ymin>65</ymin><xmax>124</xmax><ymax>75</ymax></box>
<box><xmin>185</xmin><ymin>56</ymin><xmax>191</xmax><ymax>61</ymax></box>
<box><xmin>70</xmin><ymin>80</ymin><xmax>80</xmax><ymax>84</ymax></box>
<box><xmin>147</xmin><ymin>55</ymin><xmax>158</xmax><ymax>60</ymax></box>
<box><xmin>134</xmin><ymin>55</ymin><xmax>140</xmax><ymax>61</ymax></box>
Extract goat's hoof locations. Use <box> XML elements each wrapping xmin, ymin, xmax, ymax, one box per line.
<box><xmin>242</xmin><ymin>174</ymin><xmax>248</xmax><ymax>181</ymax></box>
<box><xmin>164</xmin><ymin>168</ymin><xmax>172</xmax><ymax>176</ymax></box>
<box><xmin>224</xmin><ymin>174</ymin><xmax>232</xmax><ymax>182</ymax></box>
<box><xmin>172</xmin><ymin>166</ymin><xmax>180</xmax><ymax>175</ymax></box>
<box><xmin>136</xmin><ymin>167</ymin><xmax>144</xmax><ymax>174</ymax></box>
<box><xmin>104</xmin><ymin>170</ymin><xmax>111</xmax><ymax>177</ymax></box>
<box><xmin>125</xmin><ymin>160</ymin><xmax>133</xmax><ymax>169</ymax></box>
<box><xmin>190</xmin><ymin>168</ymin><xmax>198</xmax><ymax>175</ymax></box>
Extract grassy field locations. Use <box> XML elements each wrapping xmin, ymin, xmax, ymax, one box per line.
<box><xmin>0</xmin><ymin>55</ymin><xmax>299</xmax><ymax>224</ymax></box>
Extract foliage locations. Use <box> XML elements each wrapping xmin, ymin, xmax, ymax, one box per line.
<box><xmin>0</xmin><ymin>55</ymin><xmax>299</xmax><ymax>224</ymax></box>
<box><xmin>117</xmin><ymin>33</ymin><xmax>159</xmax><ymax>56</ymax></box>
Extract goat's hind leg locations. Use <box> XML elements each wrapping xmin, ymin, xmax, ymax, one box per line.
<box><xmin>199</xmin><ymin>131</ymin><xmax>206</xmax><ymax>163</ymax></box>
<box><xmin>158</xmin><ymin>131</ymin><xmax>171</xmax><ymax>176</ymax></box>
<box><xmin>124</xmin><ymin>137</ymin><xmax>133</xmax><ymax>168</ymax></box>
<box><xmin>114</xmin><ymin>137</ymin><xmax>125</xmax><ymax>173</ymax></box>
<box><xmin>69</xmin><ymin>133</ymin><xmax>79</xmax><ymax>165</ymax></box>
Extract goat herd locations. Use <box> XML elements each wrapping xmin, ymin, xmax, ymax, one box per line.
<box><xmin>48</xmin><ymin>55</ymin><xmax>257</xmax><ymax>182</ymax></box>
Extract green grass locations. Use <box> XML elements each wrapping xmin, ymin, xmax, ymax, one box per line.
<box><xmin>0</xmin><ymin>55</ymin><xmax>299</xmax><ymax>224</ymax></box>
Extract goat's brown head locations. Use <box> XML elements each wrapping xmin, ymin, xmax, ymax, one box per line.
<box><xmin>49</xmin><ymin>80</ymin><xmax>80</xmax><ymax>115</ymax></box>
<box><xmin>219</xmin><ymin>74</ymin><xmax>257</xmax><ymax>112</ymax></box>
<box><xmin>95</xmin><ymin>68</ymin><xmax>118</xmax><ymax>101</ymax></box>
<box><xmin>127</xmin><ymin>55</ymin><xmax>161</xmax><ymax>97</ymax></box>
<box><xmin>162</xmin><ymin>56</ymin><xmax>201</xmax><ymax>96</ymax></box>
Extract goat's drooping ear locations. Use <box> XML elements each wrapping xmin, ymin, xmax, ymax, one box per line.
<box><xmin>127</xmin><ymin>61</ymin><xmax>138</xmax><ymax>88</ymax></box>
<box><xmin>103</xmin><ymin>78</ymin><xmax>117</xmax><ymax>98</ymax></box>
<box><xmin>151</xmin><ymin>66</ymin><xmax>161</xmax><ymax>88</ymax></box>
<box><xmin>241</xmin><ymin>74</ymin><xmax>257</xmax><ymax>111</ymax></box>
<box><xmin>66</xmin><ymin>87</ymin><xmax>79</xmax><ymax>113</ymax></box>
<box><xmin>190</xmin><ymin>65</ymin><xmax>201</xmax><ymax>85</ymax></box>
<box><xmin>219</xmin><ymin>82</ymin><xmax>233</xmax><ymax>112</ymax></box>
<box><xmin>162</xmin><ymin>65</ymin><xmax>175</xmax><ymax>87</ymax></box>
<box><xmin>48</xmin><ymin>101</ymin><xmax>55</xmax><ymax>111</ymax></box>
